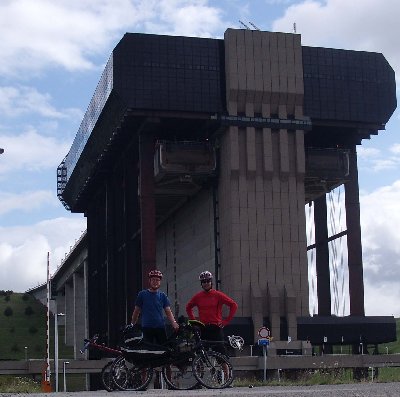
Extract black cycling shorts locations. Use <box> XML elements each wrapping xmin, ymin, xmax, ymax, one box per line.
<box><xmin>142</xmin><ymin>327</ymin><xmax>167</xmax><ymax>345</ymax></box>
<box><xmin>201</xmin><ymin>324</ymin><xmax>226</xmax><ymax>355</ymax></box>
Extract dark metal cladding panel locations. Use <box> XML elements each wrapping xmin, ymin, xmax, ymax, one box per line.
<box><xmin>112</xmin><ymin>33</ymin><xmax>225</xmax><ymax>113</ymax></box>
<box><xmin>297</xmin><ymin>316</ymin><xmax>397</xmax><ymax>344</ymax></box>
<box><xmin>303</xmin><ymin>46</ymin><xmax>397</xmax><ymax>124</ymax></box>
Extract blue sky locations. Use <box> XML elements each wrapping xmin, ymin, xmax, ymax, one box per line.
<box><xmin>0</xmin><ymin>0</ymin><xmax>399</xmax><ymax>317</ymax></box>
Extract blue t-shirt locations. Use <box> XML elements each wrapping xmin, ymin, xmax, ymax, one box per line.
<box><xmin>135</xmin><ymin>289</ymin><xmax>171</xmax><ymax>328</ymax></box>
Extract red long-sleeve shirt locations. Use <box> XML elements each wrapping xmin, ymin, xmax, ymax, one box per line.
<box><xmin>186</xmin><ymin>289</ymin><xmax>238</xmax><ymax>327</ymax></box>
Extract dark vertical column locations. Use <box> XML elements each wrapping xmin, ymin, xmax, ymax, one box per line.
<box><xmin>139</xmin><ymin>132</ymin><xmax>156</xmax><ymax>288</ymax></box>
<box><xmin>345</xmin><ymin>148</ymin><xmax>365</xmax><ymax>316</ymax></box>
<box><xmin>105</xmin><ymin>177</ymin><xmax>117</xmax><ymax>343</ymax></box>
<box><xmin>125</xmin><ymin>144</ymin><xmax>141</xmax><ymax>318</ymax></box>
<box><xmin>314</xmin><ymin>194</ymin><xmax>331</xmax><ymax>316</ymax></box>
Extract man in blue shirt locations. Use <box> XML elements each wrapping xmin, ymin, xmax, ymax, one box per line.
<box><xmin>131</xmin><ymin>269</ymin><xmax>179</xmax><ymax>345</ymax></box>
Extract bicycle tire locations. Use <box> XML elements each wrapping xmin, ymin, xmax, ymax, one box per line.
<box><xmin>162</xmin><ymin>358</ymin><xmax>200</xmax><ymax>390</ymax></box>
<box><xmin>111</xmin><ymin>356</ymin><xmax>153</xmax><ymax>391</ymax></box>
<box><xmin>192</xmin><ymin>351</ymin><xmax>234</xmax><ymax>389</ymax></box>
<box><xmin>101</xmin><ymin>361</ymin><xmax>116</xmax><ymax>392</ymax></box>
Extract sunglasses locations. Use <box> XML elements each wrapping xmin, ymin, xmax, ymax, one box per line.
<box><xmin>201</xmin><ymin>279</ymin><xmax>212</xmax><ymax>284</ymax></box>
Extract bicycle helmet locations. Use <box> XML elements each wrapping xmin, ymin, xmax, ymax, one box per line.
<box><xmin>148</xmin><ymin>269</ymin><xmax>163</xmax><ymax>279</ymax></box>
<box><xmin>199</xmin><ymin>271</ymin><xmax>213</xmax><ymax>281</ymax></box>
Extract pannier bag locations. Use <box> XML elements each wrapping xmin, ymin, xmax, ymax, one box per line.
<box><xmin>121</xmin><ymin>341</ymin><xmax>169</xmax><ymax>364</ymax></box>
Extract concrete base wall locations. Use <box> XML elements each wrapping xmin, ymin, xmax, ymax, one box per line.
<box><xmin>156</xmin><ymin>188</ymin><xmax>215</xmax><ymax>318</ymax></box>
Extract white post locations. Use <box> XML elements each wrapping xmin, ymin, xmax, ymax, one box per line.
<box><xmin>263</xmin><ymin>345</ymin><xmax>267</xmax><ymax>382</ymax></box>
<box><xmin>55</xmin><ymin>314</ymin><xmax>59</xmax><ymax>392</ymax></box>
<box><xmin>55</xmin><ymin>313</ymin><xmax>65</xmax><ymax>393</ymax></box>
<box><xmin>63</xmin><ymin>361</ymin><xmax>70</xmax><ymax>392</ymax></box>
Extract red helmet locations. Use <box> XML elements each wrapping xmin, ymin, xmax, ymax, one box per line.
<box><xmin>148</xmin><ymin>269</ymin><xmax>163</xmax><ymax>279</ymax></box>
<box><xmin>199</xmin><ymin>271</ymin><xmax>213</xmax><ymax>281</ymax></box>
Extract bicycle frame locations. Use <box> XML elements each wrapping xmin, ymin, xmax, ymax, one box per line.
<box><xmin>80</xmin><ymin>335</ymin><xmax>121</xmax><ymax>356</ymax></box>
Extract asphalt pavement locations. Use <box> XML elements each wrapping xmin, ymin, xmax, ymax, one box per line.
<box><xmin>1</xmin><ymin>383</ymin><xmax>400</xmax><ymax>397</ymax></box>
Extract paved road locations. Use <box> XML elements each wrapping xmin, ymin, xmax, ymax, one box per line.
<box><xmin>1</xmin><ymin>383</ymin><xmax>400</xmax><ymax>397</ymax></box>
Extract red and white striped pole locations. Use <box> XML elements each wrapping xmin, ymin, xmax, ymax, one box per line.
<box><xmin>42</xmin><ymin>252</ymin><xmax>52</xmax><ymax>392</ymax></box>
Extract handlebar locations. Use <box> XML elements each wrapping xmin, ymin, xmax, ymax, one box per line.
<box><xmin>80</xmin><ymin>339</ymin><xmax>91</xmax><ymax>354</ymax></box>
<box><xmin>228</xmin><ymin>335</ymin><xmax>244</xmax><ymax>351</ymax></box>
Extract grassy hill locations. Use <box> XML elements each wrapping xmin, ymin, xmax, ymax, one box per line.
<box><xmin>0</xmin><ymin>292</ymin><xmax>73</xmax><ymax>360</ymax></box>
<box><xmin>383</xmin><ymin>317</ymin><xmax>400</xmax><ymax>354</ymax></box>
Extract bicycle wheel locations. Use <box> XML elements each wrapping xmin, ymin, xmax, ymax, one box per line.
<box><xmin>192</xmin><ymin>351</ymin><xmax>234</xmax><ymax>389</ymax></box>
<box><xmin>111</xmin><ymin>356</ymin><xmax>153</xmax><ymax>391</ymax></box>
<box><xmin>162</xmin><ymin>358</ymin><xmax>200</xmax><ymax>390</ymax></box>
<box><xmin>101</xmin><ymin>361</ymin><xmax>116</xmax><ymax>392</ymax></box>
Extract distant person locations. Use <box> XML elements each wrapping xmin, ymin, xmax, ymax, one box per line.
<box><xmin>131</xmin><ymin>269</ymin><xmax>179</xmax><ymax>346</ymax></box>
<box><xmin>186</xmin><ymin>270</ymin><xmax>238</xmax><ymax>355</ymax></box>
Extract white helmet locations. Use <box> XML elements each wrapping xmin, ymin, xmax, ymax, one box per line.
<box><xmin>199</xmin><ymin>271</ymin><xmax>213</xmax><ymax>282</ymax></box>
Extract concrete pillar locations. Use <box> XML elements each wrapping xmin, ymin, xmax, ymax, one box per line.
<box><xmin>64</xmin><ymin>281</ymin><xmax>74</xmax><ymax>346</ymax></box>
<box><xmin>73</xmin><ymin>271</ymin><xmax>86</xmax><ymax>358</ymax></box>
<box><xmin>222</xmin><ymin>29</ymin><xmax>309</xmax><ymax>339</ymax></box>
<box><xmin>250</xmin><ymin>284</ymin><xmax>264</xmax><ymax>342</ymax></box>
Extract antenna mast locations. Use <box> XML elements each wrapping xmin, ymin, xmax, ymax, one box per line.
<box><xmin>249</xmin><ymin>21</ymin><xmax>260</xmax><ymax>31</ymax></box>
<box><xmin>239</xmin><ymin>20</ymin><xmax>250</xmax><ymax>30</ymax></box>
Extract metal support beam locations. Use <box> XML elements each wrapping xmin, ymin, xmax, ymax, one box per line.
<box><xmin>345</xmin><ymin>148</ymin><xmax>365</xmax><ymax>316</ymax></box>
<box><xmin>314</xmin><ymin>195</ymin><xmax>331</xmax><ymax>316</ymax></box>
<box><xmin>139</xmin><ymin>131</ymin><xmax>157</xmax><ymax>288</ymax></box>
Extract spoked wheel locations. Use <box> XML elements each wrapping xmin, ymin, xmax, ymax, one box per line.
<box><xmin>192</xmin><ymin>351</ymin><xmax>234</xmax><ymax>389</ymax></box>
<box><xmin>101</xmin><ymin>361</ymin><xmax>116</xmax><ymax>392</ymax></box>
<box><xmin>162</xmin><ymin>358</ymin><xmax>200</xmax><ymax>390</ymax></box>
<box><xmin>111</xmin><ymin>356</ymin><xmax>153</xmax><ymax>391</ymax></box>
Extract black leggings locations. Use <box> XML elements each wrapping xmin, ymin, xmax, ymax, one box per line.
<box><xmin>201</xmin><ymin>324</ymin><xmax>226</xmax><ymax>355</ymax></box>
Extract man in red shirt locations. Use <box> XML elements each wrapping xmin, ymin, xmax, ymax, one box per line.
<box><xmin>186</xmin><ymin>271</ymin><xmax>238</xmax><ymax>355</ymax></box>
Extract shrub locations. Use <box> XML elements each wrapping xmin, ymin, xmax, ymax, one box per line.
<box><xmin>22</xmin><ymin>293</ymin><xmax>30</xmax><ymax>301</ymax></box>
<box><xmin>4</xmin><ymin>306</ymin><xmax>13</xmax><ymax>316</ymax></box>
<box><xmin>25</xmin><ymin>306</ymin><xmax>34</xmax><ymax>316</ymax></box>
<box><xmin>9</xmin><ymin>326</ymin><xmax>15</xmax><ymax>333</ymax></box>
<box><xmin>5</xmin><ymin>295</ymin><xmax>10</xmax><ymax>302</ymax></box>
<box><xmin>28</xmin><ymin>326</ymin><xmax>38</xmax><ymax>334</ymax></box>
<box><xmin>11</xmin><ymin>343</ymin><xmax>19</xmax><ymax>352</ymax></box>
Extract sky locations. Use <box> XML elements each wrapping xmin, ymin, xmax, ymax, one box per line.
<box><xmin>0</xmin><ymin>0</ymin><xmax>399</xmax><ymax>317</ymax></box>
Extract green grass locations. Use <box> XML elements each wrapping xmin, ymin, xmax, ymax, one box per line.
<box><xmin>0</xmin><ymin>292</ymin><xmax>77</xmax><ymax>393</ymax></box>
<box><xmin>381</xmin><ymin>318</ymin><xmax>400</xmax><ymax>354</ymax></box>
<box><xmin>0</xmin><ymin>292</ymin><xmax>48</xmax><ymax>360</ymax></box>
<box><xmin>0</xmin><ymin>292</ymin><xmax>73</xmax><ymax>360</ymax></box>
<box><xmin>0</xmin><ymin>375</ymin><xmax>41</xmax><ymax>393</ymax></box>
<box><xmin>235</xmin><ymin>366</ymin><xmax>400</xmax><ymax>386</ymax></box>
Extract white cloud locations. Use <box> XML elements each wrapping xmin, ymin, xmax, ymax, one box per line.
<box><xmin>0</xmin><ymin>85</ymin><xmax>80</xmax><ymax>119</ymax></box>
<box><xmin>0</xmin><ymin>216</ymin><xmax>86</xmax><ymax>292</ymax></box>
<box><xmin>0</xmin><ymin>0</ymin><xmax>136</xmax><ymax>75</ymax></box>
<box><xmin>358</xmin><ymin>145</ymin><xmax>400</xmax><ymax>172</ymax></box>
<box><xmin>152</xmin><ymin>1</ymin><xmax>224</xmax><ymax>37</ymax></box>
<box><xmin>0</xmin><ymin>190</ymin><xmax>55</xmax><ymax>215</ymax></box>
<box><xmin>0</xmin><ymin>129</ymin><xmax>71</xmax><ymax>174</ymax></box>
<box><xmin>357</xmin><ymin>146</ymin><xmax>380</xmax><ymax>159</ymax></box>
<box><xmin>360</xmin><ymin>180</ymin><xmax>400</xmax><ymax>317</ymax></box>
<box><xmin>0</xmin><ymin>0</ymin><xmax>226</xmax><ymax>76</ymax></box>
<box><xmin>272</xmin><ymin>0</ymin><xmax>400</xmax><ymax>78</ymax></box>
<box><xmin>390</xmin><ymin>143</ymin><xmax>400</xmax><ymax>154</ymax></box>
<box><xmin>364</xmin><ymin>280</ymin><xmax>400</xmax><ymax>317</ymax></box>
